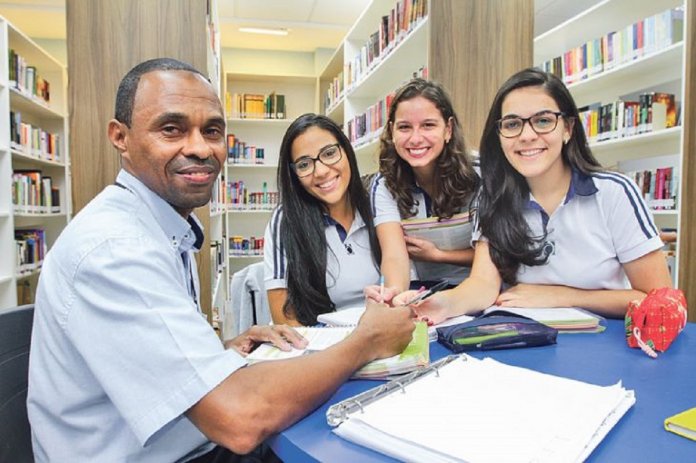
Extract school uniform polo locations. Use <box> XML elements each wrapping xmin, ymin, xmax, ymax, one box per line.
<box><xmin>474</xmin><ymin>169</ymin><xmax>664</xmax><ymax>289</ymax></box>
<box><xmin>370</xmin><ymin>174</ymin><xmax>473</xmax><ymax>285</ymax></box>
<box><xmin>264</xmin><ymin>207</ymin><xmax>380</xmax><ymax>310</ymax></box>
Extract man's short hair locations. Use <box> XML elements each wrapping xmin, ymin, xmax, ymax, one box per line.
<box><xmin>114</xmin><ymin>58</ymin><xmax>206</xmax><ymax>127</ymax></box>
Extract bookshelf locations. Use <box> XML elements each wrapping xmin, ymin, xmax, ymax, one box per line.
<box><xmin>223</xmin><ymin>72</ymin><xmax>317</xmax><ymax>287</ymax></box>
<box><xmin>318</xmin><ymin>0</ymin><xmax>533</xmax><ymax>174</ymax></box>
<box><xmin>0</xmin><ymin>17</ymin><xmax>70</xmax><ymax>310</ymax></box>
<box><xmin>534</xmin><ymin>0</ymin><xmax>690</xmax><ymax>290</ymax></box>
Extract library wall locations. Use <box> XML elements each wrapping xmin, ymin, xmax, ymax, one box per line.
<box><xmin>429</xmin><ymin>0</ymin><xmax>534</xmax><ymax>150</ymax></box>
<box><xmin>679</xmin><ymin>0</ymin><xmax>695</xmax><ymax>320</ymax></box>
<box><xmin>65</xmin><ymin>0</ymin><xmax>214</xmax><ymax>316</ymax></box>
<box><xmin>221</xmin><ymin>48</ymin><xmax>317</xmax><ymax>76</ymax></box>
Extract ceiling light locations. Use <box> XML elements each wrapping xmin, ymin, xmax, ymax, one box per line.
<box><xmin>239</xmin><ymin>27</ymin><xmax>289</xmax><ymax>36</ymax></box>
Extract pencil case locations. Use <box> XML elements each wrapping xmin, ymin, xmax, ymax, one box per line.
<box><xmin>437</xmin><ymin>310</ymin><xmax>558</xmax><ymax>352</ymax></box>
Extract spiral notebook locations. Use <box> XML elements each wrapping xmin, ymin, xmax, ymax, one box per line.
<box><xmin>328</xmin><ymin>355</ymin><xmax>635</xmax><ymax>462</ymax></box>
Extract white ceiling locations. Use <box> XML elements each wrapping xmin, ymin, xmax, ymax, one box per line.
<box><xmin>0</xmin><ymin>0</ymin><xmax>603</xmax><ymax>52</ymax></box>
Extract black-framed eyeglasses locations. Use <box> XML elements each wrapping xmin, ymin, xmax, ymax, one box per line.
<box><xmin>290</xmin><ymin>143</ymin><xmax>342</xmax><ymax>178</ymax></box>
<box><xmin>496</xmin><ymin>111</ymin><xmax>565</xmax><ymax>138</ymax></box>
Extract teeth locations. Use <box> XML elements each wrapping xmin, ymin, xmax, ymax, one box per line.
<box><xmin>518</xmin><ymin>149</ymin><xmax>543</xmax><ymax>156</ymax></box>
<box><xmin>317</xmin><ymin>178</ymin><xmax>338</xmax><ymax>190</ymax></box>
<box><xmin>409</xmin><ymin>147</ymin><xmax>427</xmax><ymax>155</ymax></box>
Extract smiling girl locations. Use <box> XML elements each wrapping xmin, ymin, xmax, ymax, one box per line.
<box><xmin>395</xmin><ymin>68</ymin><xmax>672</xmax><ymax>323</ymax></box>
<box><xmin>365</xmin><ymin>79</ymin><xmax>479</xmax><ymax>302</ymax></box>
<box><xmin>264</xmin><ymin>114</ymin><xmax>382</xmax><ymax>325</ymax></box>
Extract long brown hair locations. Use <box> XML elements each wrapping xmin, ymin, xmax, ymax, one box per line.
<box><xmin>378</xmin><ymin>78</ymin><xmax>478</xmax><ymax>219</ymax></box>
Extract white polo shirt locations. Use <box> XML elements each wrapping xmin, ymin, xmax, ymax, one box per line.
<box><xmin>264</xmin><ymin>207</ymin><xmax>380</xmax><ymax>311</ymax></box>
<box><xmin>474</xmin><ymin>169</ymin><xmax>664</xmax><ymax>289</ymax></box>
<box><xmin>370</xmin><ymin>173</ymin><xmax>473</xmax><ymax>285</ymax></box>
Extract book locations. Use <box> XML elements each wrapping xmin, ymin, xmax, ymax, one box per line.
<box><xmin>664</xmin><ymin>407</ymin><xmax>696</xmax><ymax>441</ymax></box>
<box><xmin>246</xmin><ymin>322</ymin><xmax>429</xmax><ymax>380</ymax></box>
<box><xmin>483</xmin><ymin>306</ymin><xmax>603</xmax><ymax>332</ymax></box>
<box><xmin>401</xmin><ymin>211</ymin><xmax>472</xmax><ymax>251</ymax></box>
<box><xmin>317</xmin><ymin>305</ymin><xmax>474</xmax><ymax>342</ymax></box>
<box><xmin>329</xmin><ymin>354</ymin><xmax>635</xmax><ymax>462</ymax></box>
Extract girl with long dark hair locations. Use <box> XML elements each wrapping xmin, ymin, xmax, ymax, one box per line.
<box><xmin>396</xmin><ymin>68</ymin><xmax>671</xmax><ymax>322</ymax></box>
<box><xmin>264</xmin><ymin>113</ymin><xmax>381</xmax><ymax>325</ymax></box>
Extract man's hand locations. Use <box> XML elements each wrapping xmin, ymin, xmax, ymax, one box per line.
<box><xmin>224</xmin><ymin>325</ymin><xmax>308</xmax><ymax>355</ymax></box>
<box><xmin>352</xmin><ymin>300</ymin><xmax>415</xmax><ymax>361</ymax></box>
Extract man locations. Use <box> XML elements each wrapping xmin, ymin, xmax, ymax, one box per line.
<box><xmin>27</xmin><ymin>58</ymin><xmax>415</xmax><ymax>462</ymax></box>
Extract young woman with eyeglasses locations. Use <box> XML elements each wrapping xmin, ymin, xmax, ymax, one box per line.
<box><xmin>394</xmin><ymin>68</ymin><xmax>671</xmax><ymax>323</ymax></box>
<box><xmin>363</xmin><ymin>79</ymin><xmax>479</xmax><ymax>304</ymax></box>
<box><xmin>263</xmin><ymin>113</ymin><xmax>382</xmax><ymax>325</ymax></box>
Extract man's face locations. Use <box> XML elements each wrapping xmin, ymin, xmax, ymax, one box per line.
<box><xmin>114</xmin><ymin>70</ymin><xmax>226</xmax><ymax>216</ymax></box>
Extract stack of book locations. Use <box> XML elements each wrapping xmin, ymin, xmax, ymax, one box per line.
<box><xmin>483</xmin><ymin>307</ymin><xmax>603</xmax><ymax>333</ymax></box>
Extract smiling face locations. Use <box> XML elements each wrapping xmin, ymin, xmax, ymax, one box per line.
<box><xmin>108</xmin><ymin>70</ymin><xmax>226</xmax><ymax>217</ymax></box>
<box><xmin>391</xmin><ymin>96</ymin><xmax>452</xmax><ymax>172</ymax></box>
<box><xmin>291</xmin><ymin>126</ymin><xmax>351</xmax><ymax>211</ymax></box>
<box><xmin>499</xmin><ymin>85</ymin><xmax>572</xmax><ymax>186</ymax></box>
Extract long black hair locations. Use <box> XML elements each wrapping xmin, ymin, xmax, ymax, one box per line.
<box><xmin>275</xmin><ymin>113</ymin><xmax>381</xmax><ymax>325</ymax></box>
<box><xmin>478</xmin><ymin>67</ymin><xmax>603</xmax><ymax>284</ymax></box>
<box><xmin>379</xmin><ymin>78</ymin><xmax>478</xmax><ymax>219</ymax></box>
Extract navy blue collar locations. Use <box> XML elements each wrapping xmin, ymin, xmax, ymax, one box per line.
<box><xmin>565</xmin><ymin>168</ymin><xmax>598</xmax><ymax>203</ymax></box>
<box><xmin>322</xmin><ymin>214</ymin><xmax>348</xmax><ymax>242</ymax></box>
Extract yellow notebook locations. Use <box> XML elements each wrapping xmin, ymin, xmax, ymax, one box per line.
<box><xmin>664</xmin><ymin>407</ymin><xmax>696</xmax><ymax>441</ymax></box>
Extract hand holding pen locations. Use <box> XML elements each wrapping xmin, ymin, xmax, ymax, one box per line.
<box><xmin>364</xmin><ymin>279</ymin><xmax>402</xmax><ymax>306</ymax></box>
<box><xmin>393</xmin><ymin>280</ymin><xmax>451</xmax><ymax>325</ymax></box>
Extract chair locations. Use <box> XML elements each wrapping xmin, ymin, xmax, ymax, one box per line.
<box><xmin>226</xmin><ymin>262</ymin><xmax>270</xmax><ymax>340</ymax></box>
<box><xmin>0</xmin><ymin>304</ymin><xmax>35</xmax><ymax>463</ymax></box>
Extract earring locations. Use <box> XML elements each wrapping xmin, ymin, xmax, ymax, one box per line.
<box><xmin>563</xmin><ymin>137</ymin><xmax>569</xmax><ymax>145</ymax></box>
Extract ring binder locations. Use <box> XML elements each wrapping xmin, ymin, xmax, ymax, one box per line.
<box><xmin>326</xmin><ymin>354</ymin><xmax>463</xmax><ymax>426</ymax></box>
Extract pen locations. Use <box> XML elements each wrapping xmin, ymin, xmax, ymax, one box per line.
<box><xmin>407</xmin><ymin>280</ymin><xmax>449</xmax><ymax>305</ymax></box>
<box><xmin>379</xmin><ymin>276</ymin><xmax>385</xmax><ymax>303</ymax></box>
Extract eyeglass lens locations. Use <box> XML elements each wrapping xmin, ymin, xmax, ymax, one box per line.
<box><xmin>498</xmin><ymin>112</ymin><xmax>561</xmax><ymax>137</ymax></box>
<box><xmin>294</xmin><ymin>144</ymin><xmax>341</xmax><ymax>177</ymax></box>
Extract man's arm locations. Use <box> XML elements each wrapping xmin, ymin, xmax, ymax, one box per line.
<box><xmin>186</xmin><ymin>302</ymin><xmax>415</xmax><ymax>453</ymax></box>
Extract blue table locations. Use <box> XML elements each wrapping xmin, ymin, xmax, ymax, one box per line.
<box><xmin>267</xmin><ymin>320</ymin><xmax>696</xmax><ymax>462</ymax></box>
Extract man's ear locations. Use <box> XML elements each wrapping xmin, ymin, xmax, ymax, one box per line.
<box><xmin>107</xmin><ymin>119</ymin><xmax>128</xmax><ymax>153</ymax></box>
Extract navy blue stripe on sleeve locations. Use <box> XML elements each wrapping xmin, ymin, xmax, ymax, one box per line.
<box><xmin>593</xmin><ymin>172</ymin><xmax>658</xmax><ymax>239</ymax></box>
<box><xmin>271</xmin><ymin>209</ymin><xmax>285</xmax><ymax>279</ymax></box>
<box><xmin>370</xmin><ymin>173</ymin><xmax>383</xmax><ymax>217</ymax></box>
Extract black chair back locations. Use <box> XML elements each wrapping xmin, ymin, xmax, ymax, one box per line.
<box><xmin>0</xmin><ymin>304</ymin><xmax>35</xmax><ymax>462</ymax></box>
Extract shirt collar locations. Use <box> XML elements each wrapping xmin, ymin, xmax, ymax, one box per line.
<box><xmin>526</xmin><ymin>167</ymin><xmax>598</xmax><ymax>209</ymax></box>
<box><xmin>115</xmin><ymin>169</ymin><xmax>204</xmax><ymax>253</ymax></box>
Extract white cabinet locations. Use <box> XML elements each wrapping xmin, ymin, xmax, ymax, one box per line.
<box><xmin>0</xmin><ymin>17</ymin><xmax>69</xmax><ymax>310</ymax></box>
<box><xmin>534</xmin><ymin>0</ymin><xmax>686</xmax><ymax>285</ymax></box>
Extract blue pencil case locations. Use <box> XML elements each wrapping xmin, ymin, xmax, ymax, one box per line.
<box><xmin>437</xmin><ymin>310</ymin><xmax>558</xmax><ymax>352</ymax></box>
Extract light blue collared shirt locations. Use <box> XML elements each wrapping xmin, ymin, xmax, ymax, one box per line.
<box><xmin>28</xmin><ymin>169</ymin><xmax>246</xmax><ymax>462</ymax></box>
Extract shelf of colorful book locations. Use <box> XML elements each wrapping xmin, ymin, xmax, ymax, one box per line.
<box><xmin>227</xmin><ymin>118</ymin><xmax>292</xmax><ymax>127</ymax></box>
<box><xmin>325</xmin><ymin>96</ymin><xmax>345</xmax><ymax>123</ymax></box>
<box><xmin>346</xmin><ymin>17</ymin><xmax>427</xmax><ymax>101</ymax></box>
<box><xmin>589</xmin><ymin>126</ymin><xmax>682</xmax><ymax>166</ymax></box>
<box><xmin>9</xmin><ymin>87</ymin><xmax>64</xmax><ymax>120</ymax></box>
<box><xmin>11</xmin><ymin>148</ymin><xmax>65</xmax><ymax>167</ymax></box>
<box><xmin>534</xmin><ymin>0</ymin><xmax>683</xmax><ymax>63</ymax></box>
<box><xmin>227</xmin><ymin>163</ymin><xmax>278</xmax><ymax>169</ymax></box>
<box><xmin>567</xmin><ymin>42</ymin><xmax>683</xmax><ymax>107</ymax></box>
<box><xmin>16</xmin><ymin>263</ymin><xmax>42</xmax><ymax>280</ymax></box>
<box><xmin>226</xmin><ymin>208</ymin><xmax>274</xmax><ymax>214</ymax></box>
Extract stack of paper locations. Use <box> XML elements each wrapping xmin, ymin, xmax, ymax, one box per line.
<box><xmin>246</xmin><ymin>323</ymin><xmax>429</xmax><ymax>380</ymax></box>
<box><xmin>484</xmin><ymin>306</ymin><xmax>603</xmax><ymax>333</ymax></box>
<box><xmin>333</xmin><ymin>355</ymin><xmax>635</xmax><ymax>462</ymax></box>
<box><xmin>318</xmin><ymin>306</ymin><xmax>474</xmax><ymax>341</ymax></box>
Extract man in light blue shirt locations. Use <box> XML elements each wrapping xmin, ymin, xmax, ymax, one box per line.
<box><xmin>27</xmin><ymin>58</ymin><xmax>415</xmax><ymax>462</ymax></box>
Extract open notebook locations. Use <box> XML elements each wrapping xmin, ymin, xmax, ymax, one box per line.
<box><xmin>319</xmin><ymin>305</ymin><xmax>474</xmax><ymax>341</ymax></box>
<box><xmin>329</xmin><ymin>354</ymin><xmax>635</xmax><ymax>462</ymax></box>
<box><xmin>246</xmin><ymin>322</ymin><xmax>429</xmax><ymax>380</ymax></box>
